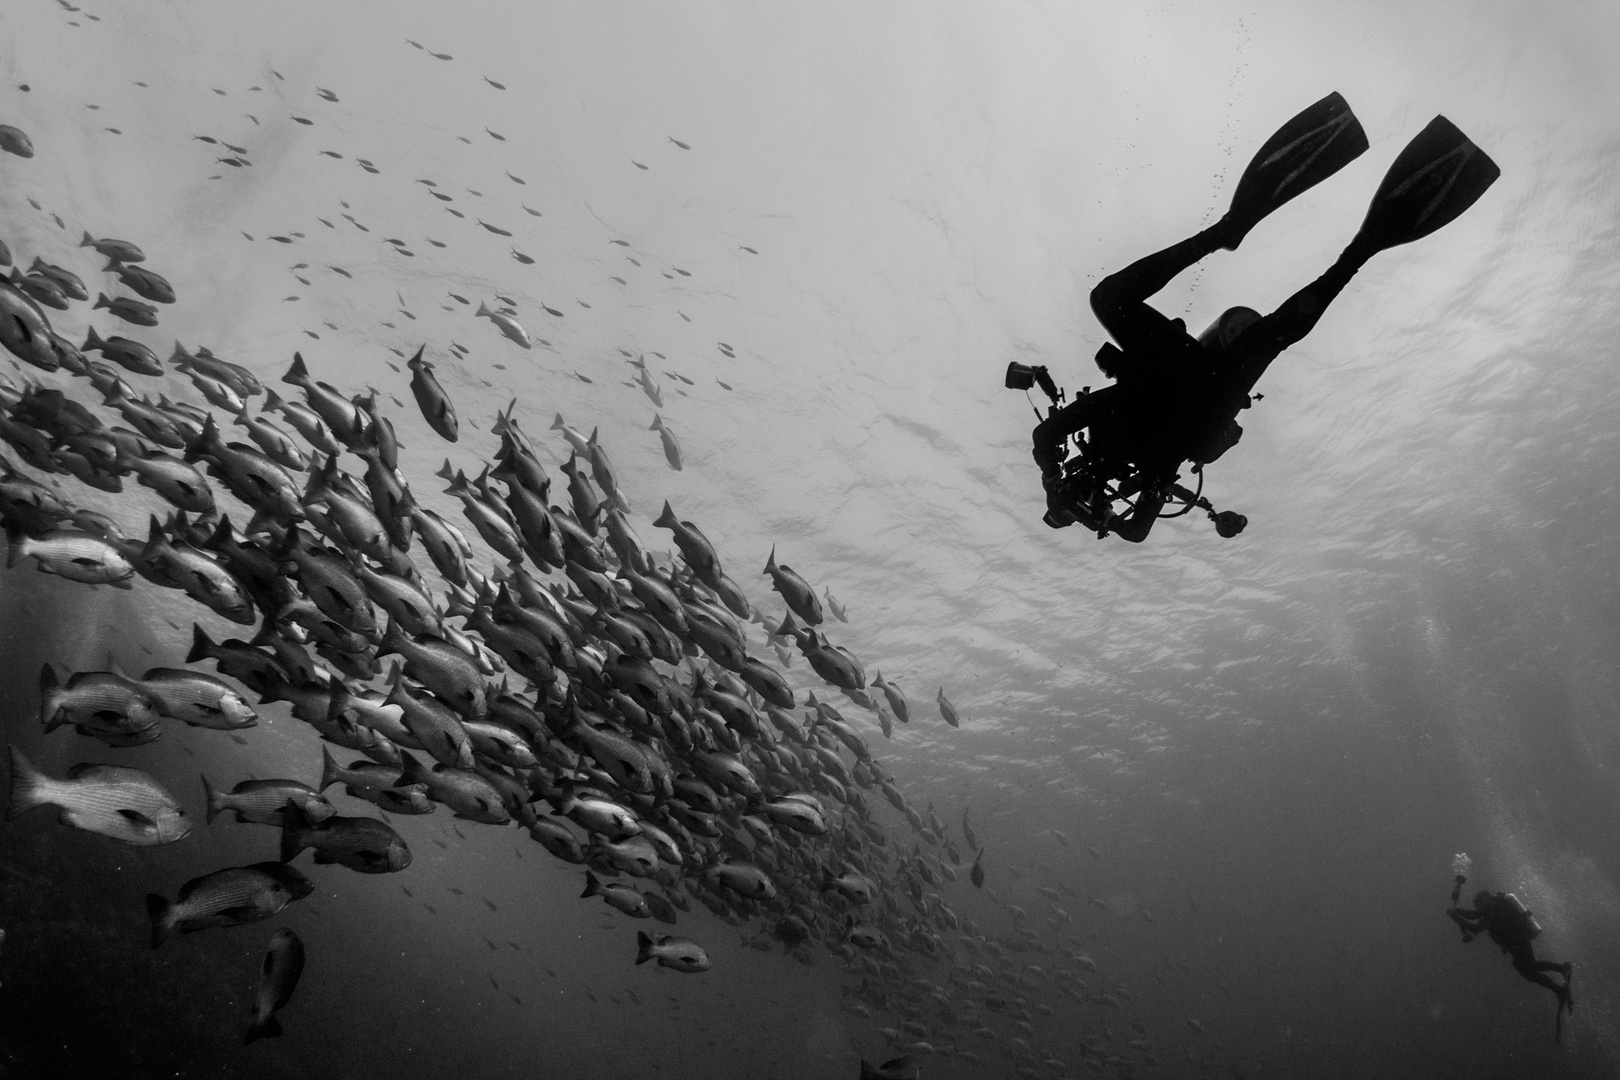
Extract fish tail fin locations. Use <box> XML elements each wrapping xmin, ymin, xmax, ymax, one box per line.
<box><xmin>765</xmin><ymin>545</ymin><xmax>778</xmax><ymax>575</ymax></box>
<box><xmin>146</xmin><ymin>893</ymin><xmax>173</xmax><ymax>948</ymax></box>
<box><xmin>581</xmin><ymin>869</ymin><xmax>602</xmax><ymax>898</ymax></box>
<box><xmin>201</xmin><ymin>773</ymin><xmax>226</xmax><ymax>824</ymax></box>
<box><xmin>435</xmin><ymin>458</ymin><xmax>457</xmax><ymax>484</ymax></box>
<box><xmin>4</xmin><ymin>523</ymin><xmax>26</xmax><ymax>569</ymax></box>
<box><xmin>37</xmin><ymin>664</ymin><xmax>62</xmax><ymax>731</ymax></box>
<box><xmin>635</xmin><ymin>930</ymin><xmax>653</xmax><ymax>964</ymax></box>
<box><xmin>476</xmin><ymin>301</ymin><xmax>491</xmax><ymax>317</ymax></box>
<box><xmin>654</xmin><ymin>501</ymin><xmax>676</xmax><ymax>529</ymax></box>
<box><xmin>82</xmin><ymin>325</ymin><xmax>103</xmax><ymax>352</ymax></box>
<box><xmin>185</xmin><ymin>623</ymin><xmax>214</xmax><ymax>665</ymax></box>
<box><xmin>243</xmin><ymin>1013</ymin><xmax>283</xmax><ymax>1045</ymax></box>
<box><xmin>319</xmin><ymin>744</ymin><xmax>343</xmax><ymax>792</ymax></box>
<box><xmin>282</xmin><ymin>352</ymin><xmax>309</xmax><ymax>386</ymax></box>
<box><xmin>549</xmin><ymin>412</ymin><xmax>566</xmax><ymax>431</ymax></box>
<box><xmin>394</xmin><ymin>749</ymin><xmax>428</xmax><ymax>788</ymax></box>
<box><xmin>649</xmin><ymin>413</ymin><xmax>662</xmax><ymax>431</ymax></box>
<box><xmin>278</xmin><ymin>798</ymin><xmax>309</xmax><ymax>863</ymax></box>
<box><xmin>263</xmin><ymin>387</ymin><xmax>284</xmax><ymax>411</ymax></box>
<box><xmin>94</xmin><ymin>292</ymin><xmax>110</xmax><ymax>311</ymax></box>
<box><xmin>325</xmin><ymin>681</ymin><xmax>352</xmax><ymax>727</ymax></box>
<box><xmin>80</xmin><ymin>230</ymin><xmax>94</xmax><ymax>247</ymax></box>
<box><xmin>406</xmin><ymin>344</ymin><xmax>425</xmax><ymax>370</ymax></box>
<box><xmin>5</xmin><ymin>744</ymin><xmax>47</xmax><ymax>820</ymax></box>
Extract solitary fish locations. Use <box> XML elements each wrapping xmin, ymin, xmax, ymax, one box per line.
<box><xmin>937</xmin><ymin>687</ymin><xmax>960</xmax><ymax>728</ymax></box>
<box><xmin>0</xmin><ymin>125</ymin><xmax>33</xmax><ymax>158</ymax></box>
<box><xmin>649</xmin><ymin>413</ymin><xmax>682</xmax><ymax>470</ymax></box>
<box><xmin>475</xmin><ymin>301</ymin><xmax>531</xmax><ymax>349</ymax></box>
<box><xmin>635</xmin><ymin>931</ymin><xmax>709</xmax><ymax>973</ymax></box>
<box><xmin>244</xmin><ymin>928</ymin><xmax>305</xmax><ymax>1044</ymax></box>
<box><xmin>6</xmin><ymin>745</ymin><xmax>189</xmax><ymax>845</ymax></box>
<box><xmin>970</xmin><ymin>850</ymin><xmax>985</xmax><ymax>888</ymax></box>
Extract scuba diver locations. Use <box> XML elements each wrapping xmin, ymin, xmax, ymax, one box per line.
<box><xmin>1011</xmin><ymin>93</ymin><xmax>1500</xmax><ymax>541</ymax></box>
<box><xmin>1446</xmin><ymin>859</ymin><xmax>1575</xmax><ymax>1039</ymax></box>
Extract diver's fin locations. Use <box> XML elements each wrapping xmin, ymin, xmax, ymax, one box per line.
<box><xmin>1222</xmin><ymin>91</ymin><xmax>1369</xmax><ymax>249</ymax></box>
<box><xmin>1351</xmin><ymin>115</ymin><xmax>1500</xmax><ymax>253</ymax></box>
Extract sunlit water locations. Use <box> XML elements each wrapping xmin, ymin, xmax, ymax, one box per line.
<box><xmin>1</xmin><ymin>1</ymin><xmax>1618</xmax><ymax>1077</ymax></box>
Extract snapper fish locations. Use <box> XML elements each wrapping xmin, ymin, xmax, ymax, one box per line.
<box><xmin>138</xmin><ymin>668</ymin><xmax>256</xmax><ymax>729</ymax></box>
<box><xmin>6</xmin><ymin>527</ymin><xmax>135</xmax><ymax>587</ymax></box>
<box><xmin>649</xmin><ymin>413</ymin><xmax>682</xmax><ymax>470</ymax></box>
<box><xmin>28</xmin><ymin>258</ymin><xmax>88</xmax><ymax>301</ymax></box>
<box><xmin>5</xmin><ymin>745</ymin><xmax>189</xmax><ymax>845</ymax></box>
<box><xmin>0</xmin><ymin>125</ymin><xmax>33</xmax><ymax>158</ymax></box>
<box><xmin>81</xmin><ymin>232</ymin><xmax>144</xmax><ymax>262</ymax></box>
<box><xmin>203</xmin><ymin>775</ymin><xmax>333</xmax><ymax>827</ymax></box>
<box><xmin>0</xmin><ymin>279</ymin><xmax>60</xmax><ymax>371</ymax></box>
<box><xmin>146</xmin><ymin>862</ymin><xmax>313</xmax><ymax>948</ymax></box>
<box><xmin>871</xmin><ymin>670</ymin><xmax>909</xmax><ymax>722</ymax></box>
<box><xmin>280</xmin><ymin>799</ymin><xmax>411</xmax><ymax>873</ymax></box>
<box><xmin>763</xmin><ymin>546</ymin><xmax>822</xmax><ymax>625</ymax></box>
<box><xmin>38</xmin><ymin>664</ymin><xmax>162</xmax><ymax>743</ymax></box>
<box><xmin>244</xmin><ymin>928</ymin><xmax>305</xmax><ymax>1044</ymax></box>
<box><xmin>103</xmin><ymin>260</ymin><xmax>175</xmax><ymax>304</ymax></box>
<box><xmin>582</xmin><ymin>869</ymin><xmax>650</xmax><ymax>917</ymax></box>
<box><xmin>475</xmin><ymin>301</ymin><xmax>531</xmax><ymax>349</ymax></box>
<box><xmin>93</xmin><ymin>292</ymin><xmax>159</xmax><ymax>327</ymax></box>
<box><xmin>937</xmin><ymin>687</ymin><xmax>961</xmax><ymax>728</ymax></box>
<box><xmin>406</xmin><ymin>345</ymin><xmax>458</xmax><ymax>442</ymax></box>
<box><xmin>82</xmin><ymin>326</ymin><xmax>162</xmax><ymax>375</ymax></box>
<box><xmin>635</xmin><ymin>931</ymin><xmax>709</xmax><ymax>973</ymax></box>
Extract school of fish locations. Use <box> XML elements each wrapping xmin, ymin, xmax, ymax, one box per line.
<box><xmin>0</xmin><ymin>27</ymin><xmax>1197</xmax><ymax>1074</ymax></box>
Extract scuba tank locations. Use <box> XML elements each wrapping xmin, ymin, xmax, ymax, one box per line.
<box><xmin>1502</xmin><ymin>892</ymin><xmax>1543</xmax><ymax>939</ymax></box>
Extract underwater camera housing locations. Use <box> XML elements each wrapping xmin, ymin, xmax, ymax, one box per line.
<box><xmin>1212</xmin><ymin>510</ymin><xmax>1248</xmax><ymax>538</ymax></box>
<box><xmin>1005</xmin><ymin>362</ymin><xmax>1061</xmax><ymax>405</ymax></box>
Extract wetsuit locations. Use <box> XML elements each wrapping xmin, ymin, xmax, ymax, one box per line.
<box><xmin>1033</xmin><ymin>219</ymin><xmax>1377</xmax><ymax>540</ymax></box>
<box><xmin>1447</xmin><ymin>879</ymin><xmax>1573</xmax><ymax>1025</ymax></box>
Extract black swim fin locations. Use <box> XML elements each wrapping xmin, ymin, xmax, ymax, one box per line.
<box><xmin>1221</xmin><ymin>91</ymin><xmax>1369</xmax><ymax>249</ymax></box>
<box><xmin>1352</xmin><ymin>115</ymin><xmax>1500</xmax><ymax>253</ymax></box>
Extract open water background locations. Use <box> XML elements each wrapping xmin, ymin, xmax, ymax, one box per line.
<box><xmin>0</xmin><ymin>1</ymin><xmax>1618</xmax><ymax>1077</ymax></box>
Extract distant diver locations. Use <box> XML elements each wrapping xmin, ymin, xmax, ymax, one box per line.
<box><xmin>1445</xmin><ymin>854</ymin><xmax>1574</xmax><ymax>1039</ymax></box>
<box><xmin>1011</xmin><ymin>92</ymin><xmax>1500</xmax><ymax>542</ymax></box>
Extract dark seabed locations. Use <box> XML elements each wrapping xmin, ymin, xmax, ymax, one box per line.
<box><xmin>1</xmin><ymin>2</ymin><xmax>1619</xmax><ymax>1079</ymax></box>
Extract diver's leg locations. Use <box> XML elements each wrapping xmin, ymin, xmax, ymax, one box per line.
<box><xmin>1512</xmin><ymin>953</ymin><xmax>1570</xmax><ymax>1002</ymax></box>
<box><xmin>1226</xmin><ymin>237</ymin><xmax>1378</xmax><ymax>392</ymax></box>
<box><xmin>1090</xmin><ymin>223</ymin><xmax>1237</xmax><ymax>349</ymax></box>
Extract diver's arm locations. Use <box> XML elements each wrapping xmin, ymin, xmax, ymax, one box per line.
<box><xmin>1448</xmin><ymin>907</ymin><xmax>1483</xmax><ymax>942</ymax></box>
